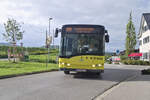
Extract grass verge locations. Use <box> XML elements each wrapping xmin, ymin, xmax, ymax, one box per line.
<box><xmin>29</xmin><ymin>54</ymin><xmax>58</xmax><ymax>63</ymax></box>
<box><xmin>0</xmin><ymin>61</ymin><xmax>59</xmax><ymax>77</ymax></box>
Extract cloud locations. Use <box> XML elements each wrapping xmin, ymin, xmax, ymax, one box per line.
<box><xmin>0</xmin><ymin>0</ymin><xmax>150</xmax><ymax>51</ymax></box>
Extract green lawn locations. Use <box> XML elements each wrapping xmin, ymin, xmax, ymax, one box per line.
<box><xmin>29</xmin><ymin>54</ymin><xmax>58</xmax><ymax>63</ymax></box>
<box><xmin>0</xmin><ymin>61</ymin><xmax>59</xmax><ymax>77</ymax></box>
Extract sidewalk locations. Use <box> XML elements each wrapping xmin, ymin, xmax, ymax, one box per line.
<box><xmin>96</xmin><ymin>74</ymin><xmax>150</xmax><ymax>100</ymax></box>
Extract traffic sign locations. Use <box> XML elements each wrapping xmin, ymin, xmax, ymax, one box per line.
<box><xmin>116</xmin><ymin>49</ymin><xmax>120</xmax><ymax>55</ymax></box>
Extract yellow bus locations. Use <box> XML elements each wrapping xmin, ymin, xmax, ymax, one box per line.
<box><xmin>55</xmin><ymin>24</ymin><xmax>109</xmax><ymax>75</ymax></box>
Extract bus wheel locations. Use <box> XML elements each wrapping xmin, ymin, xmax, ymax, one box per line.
<box><xmin>64</xmin><ymin>71</ymin><xmax>70</xmax><ymax>74</ymax></box>
<box><xmin>96</xmin><ymin>72</ymin><xmax>101</xmax><ymax>76</ymax></box>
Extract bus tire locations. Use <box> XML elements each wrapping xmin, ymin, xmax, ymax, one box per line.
<box><xmin>64</xmin><ymin>71</ymin><xmax>70</xmax><ymax>74</ymax></box>
<box><xmin>96</xmin><ymin>72</ymin><xmax>101</xmax><ymax>76</ymax></box>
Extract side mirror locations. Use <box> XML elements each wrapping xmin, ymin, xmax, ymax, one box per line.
<box><xmin>55</xmin><ymin>28</ymin><xmax>59</xmax><ymax>38</ymax></box>
<box><xmin>105</xmin><ymin>30</ymin><xmax>109</xmax><ymax>43</ymax></box>
<box><xmin>105</xmin><ymin>34</ymin><xmax>109</xmax><ymax>43</ymax></box>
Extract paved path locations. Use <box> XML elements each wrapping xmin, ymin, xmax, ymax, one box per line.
<box><xmin>0</xmin><ymin>64</ymin><xmax>146</xmax><ymax>100</ymax></box>
<box><xmin>95</xmin><ymin>73</ymin><xmax>150</xmax><ymax>100</ymax></box>
<box><xmin>95</xmin><ymin>64</ymin><xmax>150</xmax><ymax>100</ymax></box>
<box><xmin>0</xmin><ymin>58</ymin><xmax>8</xmax><ymax>61</ymax></box>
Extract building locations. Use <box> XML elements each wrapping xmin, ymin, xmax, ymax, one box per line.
<box><xmin>138</xmin><ymin>13</ymin><xmax>150</xmax><ymax>61</ymax></box>
<box><xmin>119</xmin><ymin>49</ymin><xmax>139</xmax><ymax>56</ymax></box>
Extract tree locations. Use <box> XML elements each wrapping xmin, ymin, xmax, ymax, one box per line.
<box><xmin>3</xmin><ymin>18</ymin><xmax>24</xmax><ymax>62</ymax></box>
<box><xmin>125</xmin><ymin>12</ymin><xmax>136</xmax><ymax>56</ymax></box>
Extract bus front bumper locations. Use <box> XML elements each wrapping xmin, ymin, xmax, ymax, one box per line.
<box><xmin>60</xmin><ymin>68</ymin><xmax>104</xmax><ymax>73</ymax></box>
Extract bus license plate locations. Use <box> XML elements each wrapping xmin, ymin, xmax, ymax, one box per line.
<box><xmin>76</xmin><ymin>69</ymin><xmax>86</xmax><ymax>72</ymax></box>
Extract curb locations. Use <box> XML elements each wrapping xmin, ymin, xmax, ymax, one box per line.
<box><xmin>0</xmin><ymin>69</ymin><xmax>59</xmax><ymax>79</ymax></box>
<box><xmin>92</xmin><ymin>74</ymin><xmax>138</xmax><ymax>100</ymax></box>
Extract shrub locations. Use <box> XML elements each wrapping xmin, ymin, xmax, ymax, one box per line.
<box><xmin>139</xmin><ymin>60</ymin><xmax>144</xmax><ymax>65</ymax></box>
<box><xmin>127</xmin><ymin>60</ymin><xmax>132</xmax><ymax>65</ymax></box>
<box><xmin>121</xmin><ymin>60</ymin><xmax>128</xmax><ymax>65</ymax></box>
<box><xmin>120</xmin><ymin>55</ymin><xmax>128</xmax><ymax>61</ymax></box>
<box><xmin>108</xmin><ymin>61</ymin><xmax>112</xmax><ymax>64</ymax></box>
<box><xmin>122</xmin><ymin>60</ymin><xmax>150</xmax><ymax>65</ymax></box>
<box><xmin>145</xmin><ymin>61</ymin><xmax>150</xmax><ymax>65</ymax></box>
<box><xmin>135</xmin><ymin>60</ymin><xmax>140</xmax><ymax>65</ymax></box>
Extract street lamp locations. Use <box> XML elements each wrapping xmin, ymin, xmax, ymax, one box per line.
<box><xmin>47</xmin><ymin>17</ymin><xmax>53</xmax><ymax>66</ymax></box>
<box><xmin>49</xmin><ymin>18</ymin><xmax>53</xmax><ymax>36</ymax></box>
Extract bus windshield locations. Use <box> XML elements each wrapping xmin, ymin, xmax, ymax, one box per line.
<box><xmin>60</xmin><ymin>33</ymin><xmax>104</xmax><ymax>57</ymax></box>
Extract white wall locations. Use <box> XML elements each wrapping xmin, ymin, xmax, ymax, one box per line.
<box><xmin>139</xmin><ymin>30</ymin><xmax>150</xmax><ymax>52</ymax></box>
<box><xmin>139</xmin><ymin>20</ymin><xmax>150</xmax><ymax>61</ymax></box>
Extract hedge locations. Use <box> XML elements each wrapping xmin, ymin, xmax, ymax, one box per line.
<box><xmin>0</xmin><ymin>46</ymin><xmax>58</xmax><ymax>58</ymax></box>
<box><xmin>121</xmin><ymin>60</ymin><xmax>150</xmax><ymax>65</ymax></box>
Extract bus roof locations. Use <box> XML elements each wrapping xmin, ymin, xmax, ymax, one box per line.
<box><xmin>62</xmin><ymin>24</ymin><xmax>105</xmax><ymax>28</ymax></box>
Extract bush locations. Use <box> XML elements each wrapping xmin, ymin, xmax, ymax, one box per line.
<box><xmin>122</xmin><ymin>60</ymin><xmax>150</xmax><ymax>65</ymax></box>
<box><xmin>138</xmin><ymin>60</ymin><xmax>143</xmax><ymax>65</ymax></box>
<box><xmin>127</xmin><ymin>60</ymin><xmax>132</xmax><ymax>65</ymax></box>
<box><xmin>134</xmin><ymin>60</ymin><xmax>140</xmax><ymax>65</ymax></box>
<box><xmin>107</xmin><ymin>60</ymin><xmax>112</xmax><ymax>64</ymax></box>
<box><xmin>121</xmin><ymin>60</ymin><xmax>127</xmax><ymax>64</ymax></box>
<box><xmin>145</xmin><ymin>61</ymin><xmax>150</xmax><ymax>65</ymax></box>
<box><xmin>120</xmin><ymin>55</ymin><xmax>128</xmax><ymax>61</ymax></box>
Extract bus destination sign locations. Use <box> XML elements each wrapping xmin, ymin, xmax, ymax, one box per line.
<box><xmin>66</xmin><ymin>27</ymin><xmax>95</xmax><ymax>33</ymax></box>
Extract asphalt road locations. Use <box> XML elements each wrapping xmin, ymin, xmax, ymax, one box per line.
<box><xmin>0</xmin><ymin>64</ymin><xmax>145</xmax><ymax>100</ymax></box>
<box><xmin>0</xmin><ymin>58</ymin><xmax>8</xmax><ymax>61</ymax></box>
<box><xmin>0</xmin><ymin>58</ymin><xmax>13</xmax><ymax>61</ymax></box>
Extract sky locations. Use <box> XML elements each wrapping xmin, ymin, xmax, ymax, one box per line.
<box><xmin>0</xmin><ymin>0</ymin><xmax>150</xmax><ymax>52</ymax></box>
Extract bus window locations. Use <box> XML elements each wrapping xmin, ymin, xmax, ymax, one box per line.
<box><xmin>61</xmin><ymin>33</ymin><xmax>104</xmax><ymax>57</ymax></box>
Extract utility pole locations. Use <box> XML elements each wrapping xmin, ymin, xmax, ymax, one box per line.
<box><xmin>46</xmin><ymin>29</ymin><xmax>48</xmax><ymax>68</ymax></box>
<box><xmin>53</xmin><ymin>29</ymin><xmax>55</xmax><ymax>48</ymax></box>
<box><xmin>48</xmin><ymin>18</ymin><xmax>53</xmax><ymax>65</ymax></box>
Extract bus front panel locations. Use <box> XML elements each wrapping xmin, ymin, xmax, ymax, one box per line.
<box><xmin>59</xmin><ymin>55</ymin><xmax>104</xmax><ymax>72</ymax></box>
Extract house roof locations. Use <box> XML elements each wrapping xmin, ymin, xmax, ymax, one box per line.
<box><xmin>138</xmin><ymin>13</ymin><xmax>150</xmax><ymax>38</ymax></box>
<box><xmin>143</xmin><ymin>13</ymin><xmax>150</xmax><ymax>29</ymax></box>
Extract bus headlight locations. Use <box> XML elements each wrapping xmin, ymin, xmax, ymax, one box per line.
<box><xmin>98</xmin><ymin>64</ymin><xmax>102</xmax><ymax>67</ymax></box>
<box><xmin>67</xmin><ymin>63</ymin><xmax>70</xmax><ymax>66</ymax></box>
<box><xmin>93</xmin><ymin>64</ymin><xmax>102</xmax><ymax>67</ymax></box>
<box><xmin>62</xmin><ymin>62</ymin><xmax>65</xmax><ymax>65</ymax></box>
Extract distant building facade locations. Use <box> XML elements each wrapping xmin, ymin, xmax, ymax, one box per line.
<box><xmin>138</xmin><ymin>13</ymin><xmax>150</xmax><ymax>61</ymax></box>
<box><xmin>120</xmin><ymin>49</ymin><xmax>139</xmax><ymax>56</ymax></box>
